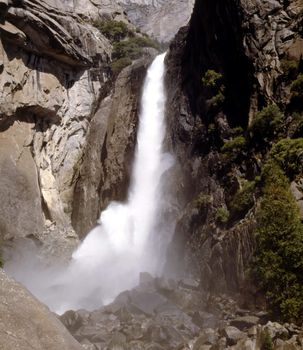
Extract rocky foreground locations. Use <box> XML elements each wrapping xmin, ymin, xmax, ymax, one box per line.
<box><xmin>60</xmin><ymin>273</ymin><xmax>303</xmax><ymax>350</ymax></box>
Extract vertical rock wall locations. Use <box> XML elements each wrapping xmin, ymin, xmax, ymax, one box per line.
<box><xmin>0</xmin><ymin>0</ymin><xmax>155</xmax><ymax>255</ymax></box>
<box><xmin>164</xmin><ymin>0</ymin><xmax>303</xmax><ymax>296</ymax></box>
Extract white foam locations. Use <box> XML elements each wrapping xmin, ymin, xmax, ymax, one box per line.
<box><xmin>5</xmin><ymin>53</ymin><xmax>173</xmax><ymax>313</ymax></box>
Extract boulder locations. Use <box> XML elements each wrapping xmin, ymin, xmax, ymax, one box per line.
<box><xmin>230</xmin><ymin>316</ymin><xmax>260</xmax><ymax>330</ymax></box>
<box><xmin>192</xmin><ymin>311</ymin><xmax>218</xmax><ymax>328</ymax></box>
<box><xmin>0</xmin><ymin>269</ymin><xmax>82</xmax><ymax>350</ymax></box>
<box><xmin>128</xmin><ymin>290</ymin><xmax>168</xmax><ymax>316</ymax></box>
<box><xmin>222</xmin><ymin>326</ymin><xmax>246</xmax><ymax>346</ymax></box>
<box><xmin>265</xmin><ymin>321</ymin><xmax>289</xmax><ymax>340</ymax></box>
<box><xmin>193</xmin><ymin>328</ymin><xmax>218</xmax><ymax>348</ymax></box>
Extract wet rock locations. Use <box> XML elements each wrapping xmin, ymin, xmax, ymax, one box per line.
<box><xmin>193</xmin><ymin>328</ymin><xmax>219</xmax><ymax>348</ymax></box>
<box><xmin>129</xmin><ymin>290</ymin><xmax>168</xmax><ymax>316</ymax></box>
<box><xmin>265</xmin><ymin>321</ymin><xmax>289</xmax><ymax>340</ymax></box>
<box><xmin>222</xmin><ymin>326</ymin><xmax>246</xmax><ymax>346</ymax></box>
<box><xmin>60</xmin><ymin>310</ymin><xmax>84</xmax><ymax>333</ymax></box>
<box><xmin>140</xmin><ymin>272</ymin><xmax>155</xmax><ymax>286</ymax></box>
<box><xmin>247</xmin><ymin>325</ymin><xmax>258</xmax><ymax>338</ymax></box>
<box><xmin>81</xmin><ymin>339</ymin><xmax>98</xmax><ymax>350</ymax></box>
<box><xmin>230</xmin><ymin>316</ymin><xmax>260</xmax><ymax>330</ymax></box>
<box><xmin>192</xmin><ymin>311</ymin><xmax>218</xmax><ymax>328</ymax></box>
<box><xmin>232</xmin><ymin>338</ymin><xmax>255</xmax><ymax>350</ymax></box>
<box><xmin>155</xmin><ymin>277</ymin><xmax>177</xmax><ymax>294</ymax></box>
<box><xmin>274</xmin><ymin>336</ymin><xmax>301</xmax><ymax>350</ymax></box>
<box><xmin>108</xmin><ymin>332</ymin><xmax>128</xmax><ymax>350</ymax></box>
<box><xmin>180</xmin><ymin>277</ymin><xmax>200</xmax><ymax>290</ymax></box>
<box><xmin>209</xmin><ymin>337</ymin><xmax>227</xmax><ymax>350</ymax></box>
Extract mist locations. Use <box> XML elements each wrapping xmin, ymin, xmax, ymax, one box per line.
<box><xmin>4</xmin><ymin>53</ymin><xmax>175</xmax><ymax>314</ymax></box>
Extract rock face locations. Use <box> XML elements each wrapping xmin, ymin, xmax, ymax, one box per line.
<box><xmin>118</xmin><ymin>0</ymin><xmax>195</xmax><ymax>43</ymax></box>
<box><xmin>0</xmin><ymin>269</ymin><xmax>83</xmax><ymax>350</ymax></box>
<box><xmin>0</xmin><ymin>0</ymin><xmax>110</xmax><ymax>249</ymax></box>
<box><xmin>59</xmin><ymin>274</ymin><xmax>303</xmax><ymax>349</ymax></box>
<box><xmin>0</xmin><ymin>0</ymin><xmax>154</xmax><ymax>249</ymax></box>
<box><xmin>164</xmin><ymin>0</ymin><xmax>303</xmax><ymax>298</ymax></box>
<box><xmin>72</xmin><ymin>56</ymin><xmax>153</xmax><ymax>238</ymax></box>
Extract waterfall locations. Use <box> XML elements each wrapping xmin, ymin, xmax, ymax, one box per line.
<box><xmin>5</xmin><ymin>53</ymin><xmax>173</xmax><ymax>313</ymax></box>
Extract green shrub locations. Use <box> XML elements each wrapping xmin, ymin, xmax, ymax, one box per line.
<box><xmin>230</xmin><ymin>180</ymin><xmax>256</xmax><ymax>218</ymax></box>
<box><xmin>131</xmin><ymin>36</ymin><xmax>160</xmax><ymax>50</ymax></box>
<box><xmin>250</xmin><ymin>104</ymin><xmax>284</xmax><ymax>141</ymax></box>
<box><xmin>221</xmin><ymin>135</ymin><xmax>246</xmax><ymax>161</ymax></box>
<box><xmin>253</xmin><ymin>160</ymin><xmax>303</xmax><ymax>322</ymax></box>
<box><xmin>261</xmin><ymin>329</ymin><xmax>273</xmax><ymax>350</ymax></box>
<box><xmin>280</xmin><ymin>59</ymin><xmax>298</xmax><ymax>80</ymax></box>
<box><xmin>291</xmin><ymin>73</ymin><xmax>303</xmax><ymax>98</ymax></box>
<box><xmin>207</xmin><ymin>91</ymin><xmax>225</xmax><ymax>108</ymax></box>
<box><xmin>216</xmin><ymin>207</ymin><xmax>230</xmax><ymax>224</ymax></box>
<box><xmin>93</xmin><ymin>20</ymin><xmax>130</xmax><ymax>41</ymax></box>
<box><xmin>289</xmin><ymin>74</ymin><xmax>303</xmax><ymax>112</ymax></box>
<box><xmin>202</xmin><ymin>70</ymin><xmax>223</xmax><ymax>88</ymax></box>
<box><xmin>193</xmin><ymin>193</ymin><xmax>212</xmax><ymax>208</ymax></box>
<box><xmin>112</xmin><ymin>36</ymin><xmax>159</xmax><ymax>60</ymax></box>
<box><xmin>110</xmin><ymin>57</ymin><xmax>132</xmax><ymax>75</ymax></box>
<box><xmin>269</xmin><ymin>138</ymin><xmax>303</xmax><ymax>179</ymax></box>
<box><xmin>202</xmin><ymin>70</ymin><xmax>226</xmax><ymax>109</ymax></box>
<box><xmin>291</xmin><ymin>113</ymin><xmax>303</xmax><ymax>137</ymax></box>
<box><xmin>231</xmin><ymin>126</ymin><xmax>244</xmax><ymax>136</ymax></box>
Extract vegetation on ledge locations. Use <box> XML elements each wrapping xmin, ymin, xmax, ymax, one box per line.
<box><xmin>249</xmin><ymin>104</ymin><xmax>284</xmax><ymax>143</ymax></box>
<box><xmin>93</xmin><ymin>20</ymin><xmax>130</xmax><ymax>41</ymax></box>
<box><xmin>93</xmin><ymin>19</ymin><xmax>160</xmax><ymax>75</ymax></box>
<box><xmin>253</xmin><ymin>159</ymin><xmax>303</xmax><ymax>322</ymax></box>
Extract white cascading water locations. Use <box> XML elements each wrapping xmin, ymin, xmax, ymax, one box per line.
<box><xmin>5</xmin><ymin>53</ymin><xmax>173</xmax><ymax>314</ymax></box>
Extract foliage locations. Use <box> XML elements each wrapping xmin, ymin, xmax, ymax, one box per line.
<box><xmin>193</xmin><ymin>193</ymin><xmax>212</xmax><ymax>208</ymax></box>
<box><xmin>202</xmin><ymin>70</ymin><xmax>223</xmax><ymax>88</ymax></box>
<box><xmin>261</xmin><ymin>329</ymin><xmax>273</xmax><ymax>350</ymax></box>
<box><xmin>93</xmin><ymin>20</ymin><xmax>130</xmax><ymax>41</ymax></box>
<box><xmin>280</xmin><ymin>59</ymin><xmax>298</xmax><ymax>80</ymax></box>
<box><xmin>253</xmin><ymin>160</ymin><xmax>303</xmax><ymax>322</ymax></box>
<box><xmin>291</xmin><ymin>73</ymin><xmax>303</xmax><ymax>98</ymax></box>
<box><xmin>202</xmin><ymin>70</ymin><xmax>225</xmax><ymax>109</ymax></box>
<box><xmin>230</xmin><ymin>180</ymin><xmax>257</xmax><ymax>218</ymax></box>
<box><xmin>110</xmin><ymin>57</ymin><xmax>132</xmax><ymax>74</ymax></box>
<box><xmin>221</xmin><ymin>136</ymin><xmax>246</xmax><ymax>161</ymax></box>
<box><xmin>112</xmin><ymin>36</ymin><xmax>160</xmax><ymax>60</ymax></box>
<box><xmin>289</xmin><ymin>74</ymin><xmax>303</xmax><ymax>112</ymax></box>
<box><xmin>269</xmin><ymin>138</ymin><xmax>303</xmax><ymax>179</ymax></box>
<box><xmin>231</xmin><ymin>126</ymin><xmax>244</xmax><ymax>136</ymax></box>
<box><xmin>250</xmin><ymin>104</ymin><xmax>284</xmax><ymax>141</ymax></box>
<box><xmin>93</xmin><ymin>19</ymin><xmax>160</xmax><ymax>75</ymax></box>
<box><xmin>216</xmin><ymin>207</ymin><xmax>230</xmax><ymax>224</ymax></box>
<box><xmin>291</xmin><ymin>113</ymin><xmax>303</xmax><ymax>137</ymax></box>
<box><xmin>110</xmin><ymin>35</ymin><xmax>159</xmax><ymax>75</ymax></box>
<box><xmin>207</xmin><ymin>91</ymin><xmax>225</xmax><ymax>108</ymax></box>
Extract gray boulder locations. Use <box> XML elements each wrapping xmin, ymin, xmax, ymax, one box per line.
<box><xmin>230</xmin><ymin>316</ymin><xmax>260</xmax><ymax>330</ymax></box>
<box><xmin>222</xmin><ymin>326</ymin><xmax>246</xmax><ymax>346</ymax></box>
<box><xmin>0</xmin><ymin>269</ymin><xmax>83</xmax><ymax>350</ymax></box>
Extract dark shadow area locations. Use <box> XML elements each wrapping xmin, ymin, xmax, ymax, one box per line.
<box><xmin>1</xmin><ymin>40</ymin><xmax>84</xmax><ymax>89</ymax></box>
<box><xmin>182</xmin><ymin>0</ymin><xmax>254</xmax><ymax>129</ymax></box>
<box><xmin>0</xmin><ymin>105</ymin><xmax>61</xmax><ymax>133</ymax></box>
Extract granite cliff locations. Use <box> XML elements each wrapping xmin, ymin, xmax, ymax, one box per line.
<box><xmin>1</xmin><ymin>0</ymin><xmax>303</xmax><ymax>349</ymax></box>
<box><xmin>165</xmin><ymin>0</ymin><xmax>303</xmax><ymax>321</ymax></box>
<box><xmin>0</xmin><ymin>0</ymin><xmax>156</xmax><ymax>255</ymax></box>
